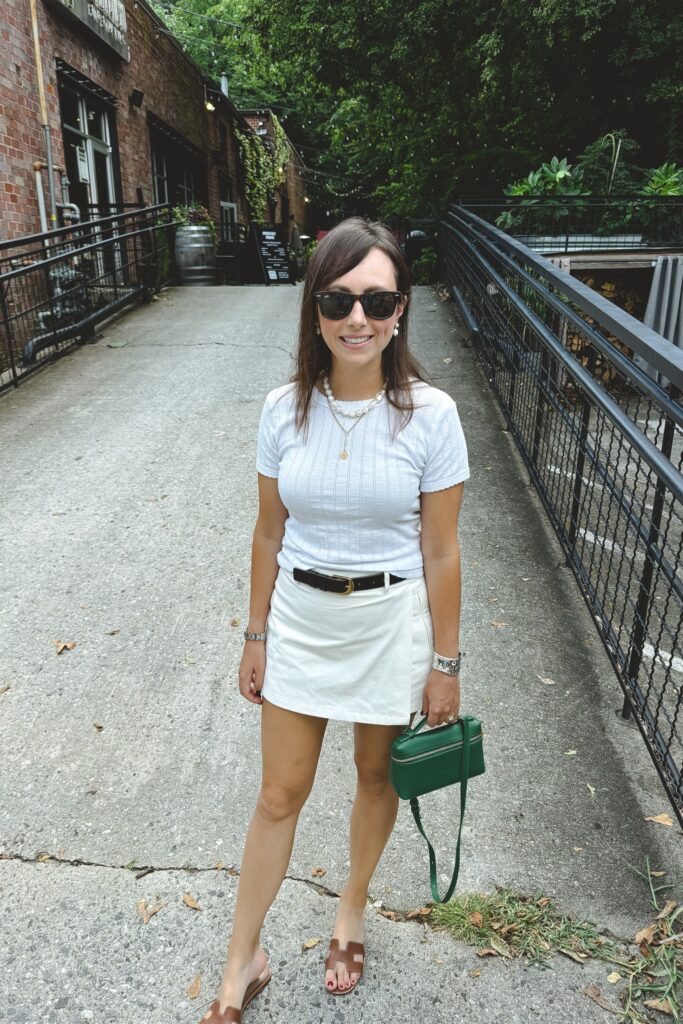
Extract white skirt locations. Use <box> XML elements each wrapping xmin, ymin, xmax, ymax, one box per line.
<box><xmin>261</xmin><ymin>567</ymin><xmax>434</xmax><ymax>725</ymax></box>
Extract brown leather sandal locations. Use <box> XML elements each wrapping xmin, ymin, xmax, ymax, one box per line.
<box><xmin>199</xmin><ymin>966</ymin><xmax>272</xmax><ymax>1023</ymax></box>
<box><xmin>324</xmin><ymin>939</ymin><xmax>365</xmax><ymax>995</ymax></box>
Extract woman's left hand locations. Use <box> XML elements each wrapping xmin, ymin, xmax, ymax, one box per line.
<box><xmin>421</xmin><ymin>670</ymin><xmax>460</xmax><ymax>727</ymax></box>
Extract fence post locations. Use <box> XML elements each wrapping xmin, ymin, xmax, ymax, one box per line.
<box><xmin>622</xmin><ymin>391</ymin><xmax>678</xmax><ymax>720</ymax></box>
<box><xmin>568</xmin><ymin>347</ymin><xmax>596</xmax><ymax>549</ymax></box>
<box><xmin>0</xmin><ymin>276</ymin><xmax>19</xmax><ymax>386</ymax></box>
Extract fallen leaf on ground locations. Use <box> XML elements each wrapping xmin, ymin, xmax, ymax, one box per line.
<box><xmin>107</xmin><ymin>629</ymin><xmax>120</xmax><ymax>635</ymax></box>
<box><xmin>490</xmin><ymin>620</ymin><xmax>508</xmax><ymax>628</ymax></box>
<box><xmin>55</xmin><ymin>641</ymin><xmax>76</xmax><ymax>654</ymax></box>
<box><xmin>214</xmin><ymin>862</ymin><xmax>223</xmax><ymax>871</ymax></box>
<box><xmin>606</xmin><ymin>972</ymin><xmax>621</xmax><ymax>984</ymax></box>
<box><xmin>645</xmin><ymin>813</ymin><xmax>674</xmax><ymax>827</ymax></box>
<box><xmin>656</xmin><ymin>900</ymin><xmax>677</xmax><ymax>920</ymax></box>
<box><xmin>651</xmin><ymin>870</ymin><xmax>667</xmax><ymax>878</ymax></box>
<box><xmin>573</xmin><ymin>847</ymin><xmax>584</xmax><ymax>852</ymax></box>
<box><xmin>583</xmin><ymin>984</ymin><xmax>616</xmax><ymax>1012</ymax></box>
<box><xmin>468</xmin><ymin>912</ymin><xmax>483</xmax><ymax>927</ymax></box>
<box><xmin>186</xmin><ymin>975</ymin><xmax>202</xmax><ymax>999</ymax></box>
<box><xmin>37</xmin><ymin>853</ymin><xmax>50</xmax><ymax>862</ymax></box>
<box><xmin>302</xmin><ymin>937</ymin><xmax>320</xmax><ymax>950</ymax></box>
<box><xmin>476</xmin><ymin>948</ymin><xmax>498</xmax><ymax>957</ymax></box>
<box><xmin>136</xmin><ymin>898</ymin><xmax>164</xmax><ymax>924</ymax></box>
<box><xmin>106</xmin><ymin>339</ymin><xmax>128</xmax><ymax>348</ymax></box>
<box><xmin>644</xmin><ymin>998</ymin><xmax>674</xmax><ymax>1015</ymax></box>
<box><xmin>378</xmin><ymin>909</ymin><xmax>400</xmax><ymax>921</ymax></box>
<box><xmin>536</xmin><ymin>675</ymin><xmax>557</xmax><ymax>685</ymax></box>
<box><xmin>0</xmin><ymin>686</ymin><xmax>10</xmax><ymax>695</ymax></box>
<box><xmin>489</xmin><ymin>936</ymin><xmax>513</xmax><ymax>958</ymax></box>
<box><xmin>230</xmin><ymin>618</ymin><xmax>240</xmax><ymax>627</ymax></box>
<box><xmin>406</xmin><ymin>907</ymin><xmax>432</xmax><ymax>919</ymax></box>
<box><xmin>182</xmin><ymin>893</ymin><xmax>201</xmax><ymax>911</ymax></box>
<box><xmin>499</xmin><ymin>923</ymin><xmax>518</xmax><ymax>937</ymax></box>
<box><xmin>564</xmin><ymin>750</ymin><xmax>578</xmax><ymax>756</ymax></box>
<box><xmin>635</xmin><ymin>922</ymin><xmax>660</xmax><ymax>946</ymax></box>
<box><xmin>311</xmin><ymin>867</ymin><xmax>326</xmax><ymax>877</ymax></box>
<box><xmin>469</xmin><ymin>968</ymin><xmax>481</xmax><ymax>976</ymax></box>
<box><xmin>442</xmin><ymin>357</ymin><xmax>453</xmax><ymax>364</ymax></box>
<box><xmin>587</xmin><ymin>784</ymin><xmax>596</xmax><ymax>798</ymax></box>
<box><xmin>94</xmin><ymin>723</ymin><xmax>104</xmax><ymax>732</ymax></box>
<box><xmin>559</xmin><ymin>948</ymin><xmax>587</xmax><ymax>963</ymax></box>
<box><xmin>537</xmin><ymin>898</ymin><xmax>552</xmax><ymax>907</ymax></box>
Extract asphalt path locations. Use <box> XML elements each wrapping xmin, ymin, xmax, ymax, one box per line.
<box><xmin>1</xmin><ymin>284</ymin><xmax>681</xmax><ymax>1023</ymax></box>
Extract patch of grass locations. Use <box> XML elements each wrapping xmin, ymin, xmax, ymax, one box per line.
<box><xmin>430</xmin><ymin>886</ymin><xmax>611</xmax><ymax>967</ymax></box>
<box><xmin>429</xmin><ymin>860</ymin><xmax>683</xmax><ymax>1022</ymax></box>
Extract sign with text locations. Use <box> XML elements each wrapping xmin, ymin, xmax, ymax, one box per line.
<box><xmin>44</xmin><ymin>0</ymin><xmax>130</xmax><ymax>61</ymax></box>
<box><xmin>251</xmin><ymin>223</ymin><xmax>291</xmax><ymax>285</ymax></box>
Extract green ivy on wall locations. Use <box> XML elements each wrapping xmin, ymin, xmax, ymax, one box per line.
<box><xmin>236</xmin><ymin>114</ymin><xmax>290</xmax><ymax>221</ymax></box>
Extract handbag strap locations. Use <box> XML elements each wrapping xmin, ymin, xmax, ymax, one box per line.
<box><xmin>408</xmin><ymin>715</ymin><xmax>471</xmax><ymax>904</ymax></box>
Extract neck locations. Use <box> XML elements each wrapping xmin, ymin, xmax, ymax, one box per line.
<box><xmin>326</xmin><ymin>361</ymin><xmax>384</xmax><ymax>401</ymax></box>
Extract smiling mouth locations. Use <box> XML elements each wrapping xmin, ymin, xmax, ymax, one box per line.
<box><xmin>340</xmin><ymin>335</ymin><xmax>372</xmax><ymax>346</ymax></box>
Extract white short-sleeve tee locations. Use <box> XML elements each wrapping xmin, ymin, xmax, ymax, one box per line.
<box><xmin>256</xmin><ymin>380</ymin><xmax>469</xmax><ymax>578</ymax></box>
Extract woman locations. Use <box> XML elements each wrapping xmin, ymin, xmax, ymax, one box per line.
<box><xmin>201</xmin><ymin>217</ymin><xmax>469</xmax><ymax>1023</ymax></box>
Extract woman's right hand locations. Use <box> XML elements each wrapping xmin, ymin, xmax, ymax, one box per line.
<box><xmin>238</xmin><ymin>640</ymin><xmax>266</xmax><ymax>704</ymax></box>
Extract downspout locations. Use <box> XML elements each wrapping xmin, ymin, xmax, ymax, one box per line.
<box><xmin>29</xmin><ymin>0</ymin><xmax>58</xmax><ymax>227</ymax></box>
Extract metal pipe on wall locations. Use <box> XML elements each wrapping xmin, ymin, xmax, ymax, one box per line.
<box><xmin>29</xmin><ymin>0</ymin><xmax>58</xmax><ymax>227</ymax></box>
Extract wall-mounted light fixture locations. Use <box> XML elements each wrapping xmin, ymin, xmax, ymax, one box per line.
<box><xmin>204</xmin><ymin>83</ymin><xmax>215</xmax><ymax>112</ymax></box>
<box><xmin>129</xmin><ymin>89</ymin><xmax>144</xmax><ymax>108</ymax></box>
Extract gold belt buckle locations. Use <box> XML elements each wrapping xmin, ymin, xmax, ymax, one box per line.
<box><xmin>332</xmin><ymin>574</ymin><xmax>355</xmax><ymax>595</ymax></box>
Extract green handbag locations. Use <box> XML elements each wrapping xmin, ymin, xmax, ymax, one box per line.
<box><xmin>390</xmin><ymin>714</ymin><xmax>485</xmax><ymax>903</ymax></box>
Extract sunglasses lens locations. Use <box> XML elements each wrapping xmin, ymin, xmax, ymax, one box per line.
<box><xmin>364</xmin><ymin>292</ymin><xmax>397</xmax><ymax>319</ymax></box>
<box><xmin>318</xmin><ymin>293</ymin><xmax>353</xmax><ymax>319</ymax></box>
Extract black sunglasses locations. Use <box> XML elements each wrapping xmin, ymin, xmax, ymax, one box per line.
<box><xmin>314</xmin><ymin>290</ymin><xmax>403</xmax><ymax>321</ymax></box>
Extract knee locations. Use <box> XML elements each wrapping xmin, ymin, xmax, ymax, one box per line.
<box><xmin>355</xmin><ymin>758</ymin><xmax>391</xmax><ymax>797</ymax></box>
<box><xmin>257</xmin><ymin>780</ymin><xmax>310</xmax><ymax>823</ymax></box>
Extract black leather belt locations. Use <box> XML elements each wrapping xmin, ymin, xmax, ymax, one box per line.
<box><xmin>292</xmin><ymin>567</ymin><xmax>406</xmax><ymax>595</ymax></box>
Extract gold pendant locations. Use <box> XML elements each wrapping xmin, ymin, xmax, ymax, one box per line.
<box><xmin>340</xmin><ymin>450</ymin><xmax>349</xmax><ymax>460</ymax></box>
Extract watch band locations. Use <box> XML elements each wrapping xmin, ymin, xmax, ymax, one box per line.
<box><xmin>432</xmin><ymin>652</ymin><xmax>462</xmax><ymax>676</ymax></box>
<box><xmin>243</xmin><ymin>629</ymin><xmax>267</xmax><ymax>642</ymax></box>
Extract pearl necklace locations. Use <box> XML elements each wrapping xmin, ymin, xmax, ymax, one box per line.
<box><xmin>321</xmin><ymin>373</ymin><xmax>385</xmax><ymax>417</ymax></box>
<box><xmin>321</xmin><ymin>373</ymin><xmax>386</xmax><ymax>460</ymax></box>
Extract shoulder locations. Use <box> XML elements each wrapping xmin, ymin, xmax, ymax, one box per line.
<box><xmin>263</xmin><ymin>382</ymin><xmax>298</xmax><ymax>408</ymax></box>
<box><xmin>406</xmin><ymin>380</ymin><xmax>459</xmax><ymax>421</ymax></box>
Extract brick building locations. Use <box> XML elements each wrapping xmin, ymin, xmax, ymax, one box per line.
<box><xmin>0</xmin><ymin>0</ymin><xmax>309</xmax><ymax>245</ymax></box>
<box><xmin>241</xmin><ymin>108</ymin><xmax>311</xmax><ymax>242</ymax></box>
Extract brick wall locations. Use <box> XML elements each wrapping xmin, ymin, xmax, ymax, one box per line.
<box><xmin>0</xmin><ymin>0</ymin><xmax>250</xmax><ymax>239</ymax></box>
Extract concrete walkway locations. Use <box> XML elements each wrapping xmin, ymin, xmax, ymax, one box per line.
<box><xmin>0</xmin><ymin>284</ymin><xmax>681</xmax><ymax>1024</ymax></box>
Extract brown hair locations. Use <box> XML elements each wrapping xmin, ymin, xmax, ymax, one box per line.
<box><xmin>292</xmin><ymin>217</ymin><xmax>427</xmax><ymax>432</ymax></box>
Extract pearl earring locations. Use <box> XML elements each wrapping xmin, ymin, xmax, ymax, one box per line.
<box><xmin>393</xmin><ymin>322</ymin><xmax>400</xmax><ymax>337</ymax></box>
<box><xmin>315</xmin><ymin>325</ymin><xmax>321</xmax><ymax>335</ymax></box>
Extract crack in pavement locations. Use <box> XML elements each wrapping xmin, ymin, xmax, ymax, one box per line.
<box><xmin>0</xmin><ymin>852</ymin><xmax>634</xmax><ymax>946</ymax></box>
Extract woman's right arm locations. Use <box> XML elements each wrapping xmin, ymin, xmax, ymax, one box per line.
<box><xmin>238</xmin><ymin>473</ymin><xmax>289</xmax><ymax>705</ymax></box>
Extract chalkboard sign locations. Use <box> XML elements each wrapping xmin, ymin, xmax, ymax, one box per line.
<box><xmin>251</xmin><ymin>222</ymin><xmax>291</xmax><ymax>285</ymax></box>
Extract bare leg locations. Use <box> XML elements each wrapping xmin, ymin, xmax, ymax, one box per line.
<box><xmin>202</xmin><ymin>700</ymin><xmax>327</xmax><ymax>1019</ymax></box>
<box><xmin>324</xmin><ymin>721</ymin><xmax>404</xmax><ymax>993</ymax></box>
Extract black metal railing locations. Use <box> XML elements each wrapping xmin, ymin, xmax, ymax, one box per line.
<box><xmin>458</xmin><ymin>195</ymin><xmax>683</xmax><ymax>253</ymax></box>
<box><xmin>440</xmin><ymin>202</ymin><xmax>683</xmax><ymax>824</ymax></box>
<box><xmin>0</xmin><ymin>204</ymin><xmax>175</xmax><ymax>391</ymax></box>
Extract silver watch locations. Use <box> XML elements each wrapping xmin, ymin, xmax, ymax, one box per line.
<box><xmin>432</xmin><ymin>652</ymin><xmax>462</xmax><ymax>676</ymax></box>
<box><xmin>243</xmin><ymin>629</ymin><xmax>267</xmax><ymax>642</ymax></box>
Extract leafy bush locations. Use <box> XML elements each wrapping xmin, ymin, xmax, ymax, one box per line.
<box><xmin>411</xmin><ymin>246</ymin><xmax>437</xmax><ymax>284</ymax></box>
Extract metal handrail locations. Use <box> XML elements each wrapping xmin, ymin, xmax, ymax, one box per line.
<box><xmin>447</xmin><ymin>204</ymin><xmax>683</xmax><ymax>389</ymax></box>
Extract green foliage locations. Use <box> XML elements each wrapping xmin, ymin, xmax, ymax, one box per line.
<box><xmin>504</xmin><ymin>157</ymin><xmax>588</xmax><ymax>197</ymax></box>
<box><xmin>171</xmin><ymin>202</ymin><xmax>217</xmax><ymax>244</ymax></box>
<box><xmin>411</xmin><ymin>246</ymin><xmax>438</xmax><ymax>284</ymax></box>
<box><xmin>574</xmin><ymin>131</ymin><xmax>641</xmax><ymax>195</ymax></box>
<box><xmin>235</xmin><ymin>114</ymin><xmax>289</xmax><ymax>220</ymax></box>
<box><xmin>152</xmin><ymin>0</ymin><xmax>683</xmax><ymax>217</ymax></box>
<box><xmin>641</xmin><ymin>162</ymin><xmax>683</xmax><ymax>195</ymax></box>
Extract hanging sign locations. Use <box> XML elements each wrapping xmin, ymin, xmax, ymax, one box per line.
<box><xmin>251</xmin><ymin>223</ymin><xmax>291</xmax><ymax>285</ymax></box>
<box><xmin>43</xmin><ymin>0</ymin><xmax>130</xmax><ymax>61</ymax></box>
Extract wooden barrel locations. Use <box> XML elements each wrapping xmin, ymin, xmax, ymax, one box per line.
<box><xmin>175</xmin><ymin>225</ymin><xmax>216</xmax><ymax>285</ymax></box>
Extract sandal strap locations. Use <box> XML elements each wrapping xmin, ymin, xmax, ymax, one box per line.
<box><xmin>200</xmin><ymin>1000</ymin><xmax>241</xmax><ymax>1023</ymax></box>
<box><xmin>325</xmin><ymin>939</ymin><xmax>365</xmax><ymax>974</ymax></box>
